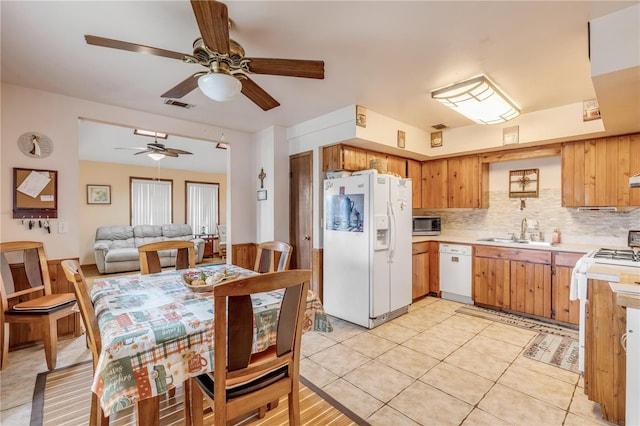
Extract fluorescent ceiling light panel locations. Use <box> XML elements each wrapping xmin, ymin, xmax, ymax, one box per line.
<box><xmin>134</xmin><ymin>129</ymin><xmax>168</xmax><ymax>139</ymax></box>
<box><xmin>431</xmin><ymin>75</ymin><xmax>520</xmax><ymax>125</ymax></box>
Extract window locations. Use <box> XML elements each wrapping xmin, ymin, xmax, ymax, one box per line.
<box><xmin>186</xmin><ymin>181</ymin><xmax>219</xmax><ymax>235</ymax></box>
<box><xmin>130</xmin><ymin>178</ymin><xmax>172</xmax><ymax>225</ymax></box>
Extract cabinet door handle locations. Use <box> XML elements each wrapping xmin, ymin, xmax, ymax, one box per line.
<box><xmin>303</xmin><ymin>234</ymin><xmax>311</xmax><ymax>241</ymax></box>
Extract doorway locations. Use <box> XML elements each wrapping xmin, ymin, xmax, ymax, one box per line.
<box><xmin>289</xmin><ymin>151</ymin><xmax>313</xmax><ymax>274</ymax></box>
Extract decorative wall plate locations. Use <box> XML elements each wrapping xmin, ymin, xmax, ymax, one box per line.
<box><xmin>18</xmin><ymin>132</ymin><xmax>53</xmax><ymax>158</ymax></box>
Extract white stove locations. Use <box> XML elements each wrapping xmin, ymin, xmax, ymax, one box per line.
<box><xmin>571</xmin><ymin>247</ymin><xmax>640</xmax><ymax>373</ymax></box>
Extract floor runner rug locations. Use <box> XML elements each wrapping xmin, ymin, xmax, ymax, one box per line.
<box><xmin>456</xmin><ymin>304</ymin><xmax>578</xmax><ymax>339</ymax></box>
<box><xmin>523</xmin><ymin>333</ymin><xmax>580</xmax><ymax>373</ymax></box>
<box><xmin>31</xmin><ymin>361</ymin><xmax>369</xmax><ymax>425</ymax></box>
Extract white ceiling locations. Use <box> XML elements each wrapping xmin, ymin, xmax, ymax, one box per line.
<box><xmin>2</xmin><ymin>1</ymin><xmax>637</xmax><ymax>172</ymax></box>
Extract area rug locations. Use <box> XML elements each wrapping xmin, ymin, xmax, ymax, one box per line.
<box><xmin>456</xmin><ymin>304</ymin><xmax>578</xmax><ymax>339</ymax></box>
<box><xmin>523</xmin><ymin>333</ymin><xmax>580</xmax><ymax>373</ymax></box>
<box><xmin>31</xmin><ymin>361</ymin><xmax>368</xmax><ymax>426</ymax></box>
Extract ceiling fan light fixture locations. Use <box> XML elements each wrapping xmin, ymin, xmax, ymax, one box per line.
<box><xmin>148</xmin><ymin>153</ymin><xmax>165</xmax><ymax>161</ymax></box>
<box><xmin>431</xmin><ymin>75</ymin><xmax>520</xmax><ymax>125</ymax></box>
<box><xmin>198</xmin><ymin>72</ymin><xmax>242</xmax><ymax>102</ymax></box>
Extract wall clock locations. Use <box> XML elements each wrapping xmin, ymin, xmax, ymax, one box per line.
<box><xmin>17</xmin><ymin>132</ymin><xmax>53</xmax><ymax>158</ymax></box>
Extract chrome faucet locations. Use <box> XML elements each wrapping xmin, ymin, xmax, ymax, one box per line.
<box><xmin>520</xmin><ymin>218</ymin><xmax>528</xmax><ymax>240</ymax></box>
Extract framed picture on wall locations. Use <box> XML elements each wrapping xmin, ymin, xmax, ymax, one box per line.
<box><xmin>87</xmin><ymin>184</ymin><xmax>111</xmax><ymax>204</ymax></box>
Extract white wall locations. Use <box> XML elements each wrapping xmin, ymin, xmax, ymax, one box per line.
<box><xmin>1</xmin><ymin>83</ymin><xmax>254</xmax><ymax>260</ymax></box>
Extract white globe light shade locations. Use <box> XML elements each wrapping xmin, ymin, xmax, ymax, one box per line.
<box><xmin>198</xmin><ymin>73</ymin><xmax>242</xmax><ymax>102</ymax></box>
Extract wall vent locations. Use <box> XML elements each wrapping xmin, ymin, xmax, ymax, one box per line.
<box><xmin>432</xmin><ymin>123</ymin><xmax>447</xmax><ymax>130</ymax></box>
<box><xmin>164</xmin><ymin>99</ymin><xmax>195</xmax><ymax>109</ymax></box>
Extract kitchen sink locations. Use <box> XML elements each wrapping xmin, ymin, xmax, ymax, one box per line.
<box><xmin>477</xmin><ymin>237</ymin><xmax>518</xmax><ymax>243</ymax></box>
<box><xmin>476</xmin><ymin>237</ymin><xmax>553</xmax><ymax>246</ymax></box>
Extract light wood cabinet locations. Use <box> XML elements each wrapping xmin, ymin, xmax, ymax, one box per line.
<box><xmin>562</xmin><ymin>133</ymin><xmax>640</xmax><ymax>207</ymax></box>
<box><xmin>584</xmin><ymin>278</ymin><xmax>626</xmax><ymax>425</ymax></box>
<box><xmin>407</xmin><ymin>159</ymin><xmax>422</xmax><ymax>208</ymax></box>
<box><xmin>448</xmin><ymin>156</ymin><xmax>482</xmax><ymax>208</ymax></box>
<box><xmin>322</xmin><ymin>144</ymin><xmax>367</xmax><ymax>171</ymax></box>
<box><xmin>473</xmin><ymin>245</ymin><xmax>552</xmax><ymax>319</ymax></box>
<box><xmin>421</xmin><ymin>159</ymin><xmax>448</xmax><ymax>208</ymax></box>
<box><xmin>421</xmin><ymin>156</ymin><xmax>487</xmax><ymax>209</ymax></box>
<box><xmin>412</xmin><ymin>242</ymin><xmax>430</xmax><ymax>300</ymax></box>
<box><xmin>552</xmin><ymin>252</ymin><xmax>582</xmax><ymax>325</ymax></box>
<box><xmin>412</xmin><ymin>241</ymin><xmax>439</xmax><ymax>300</ymax></box>
<box><xmin>387</xmin><ymin>155</ymin><xmax>407</xmax><ymax>177</ymax></box>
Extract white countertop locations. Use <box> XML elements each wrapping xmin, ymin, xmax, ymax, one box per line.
<box><xmin>412</xmin><ymin>234</ymin><xmax>606</xmax><ymax>254</ymax></box>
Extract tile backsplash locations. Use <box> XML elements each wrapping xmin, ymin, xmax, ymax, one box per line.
<box><xmin>414</xmin><ymin>188</ymin><xmax>640</xmax><ymax>247</ymax></box>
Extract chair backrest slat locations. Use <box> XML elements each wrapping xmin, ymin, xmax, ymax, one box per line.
<box><xmin>24</xmin><ymin>248</ymin><xmax>44</xmax><ymax>289</ymax></box>
<box><xmin>138</xmin><ymin>240</ymin><xmax>196</xmax><ymax>275</ymax></box>
<box><xmin>0</xmin><ymin>242</ymin><xmax>51</xmax><ymax>307</ymax></box>
<box><xmin>253</xmin><ymin>241</ymin><xmax>293</xmax><ymax>273</ymax></box>
<box><xmin>216</xmin><ymin>270</ymin><xmax>310</xmax><ymax>375</ymax></box>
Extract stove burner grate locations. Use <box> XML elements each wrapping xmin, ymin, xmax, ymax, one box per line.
<box><xmin>593</xmin><ymin>248</ymin><xmax>640</xmax><ymax>262</ymax></box>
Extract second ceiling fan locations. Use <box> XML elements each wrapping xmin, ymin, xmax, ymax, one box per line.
<box><xmin>85</xmin><ymin>0</ymin><xmax>324</xmax><ymax>111</ymax></box>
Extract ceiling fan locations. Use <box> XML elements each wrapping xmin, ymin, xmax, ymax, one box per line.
<box><xmin>84</xmin><ymin>0</ymin><xmax>325</xmax><ymax>111</ymax></box>
<box><xmin>116</xmin><ymin>141</ymin><xmax>193</xmax><ymax>158</ymax></box>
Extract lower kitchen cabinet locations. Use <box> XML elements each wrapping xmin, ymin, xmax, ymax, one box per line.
<box><xmin>552</xmin><ymin>251</ymin><xmax>582</xmax><ymax>325</ymax></box>
<box><xmin>473</xmin><ymin>245</ymin><xmax>552</xmax><ymax>319</ymax></box>
<box><xmin>412</xmin><ymin>241</ymin><xmax>439</xmax><ymax>300</ymax></box>
<box><xmin>584</xmin><ymin>279</ymin><xmax>626</xmax><ymax>425</ymax></box>
<box><xmin>412</xmin><ymin>242</ymin><xmax>429</xmax><ymax>299</ymax></box>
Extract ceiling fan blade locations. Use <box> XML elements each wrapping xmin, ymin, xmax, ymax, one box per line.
<box><xmin>166</xmin><ymin>148</ymin><xmax>193</xmax><ymax>155</ymax></box>
<box><xmin>246</xmin><ymin>58</ymin><xmax>325</xmax><ymax>79</ymax></box>
<box><xmin>85</xmin><ymin>35</ymin><xmax>188</xmax><ymax>60</ymax></box>
<box><xmin>190</xmin><ymin>0</ymin><xmax>229</xmax><ymax>55</ymax></box>
<box><xmin>161</xmin><ymin>73</ymin><xmax>201</xmax><ymax>99</ymax></box>
<box><xmin>133</xmin><ymin>150</ymin><xmax>153</xmax><ymax>155</ymax></box>
<box><xmin>240</xmin><ymin>76</ymin><xmax>280</xmax><ymax>111</ymax></box>
<box><xmin>115</xmin><ymin>147</ymin><xmax>148</xmax><ymax>151</ymax></box>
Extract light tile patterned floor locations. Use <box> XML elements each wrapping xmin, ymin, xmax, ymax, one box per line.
<box><xmin>300</xmin><ymin>296</ymin><xmax>617</xmax><ymax>426</ymax></box>
<box><xmin>0</xmin><ymin>296</ymin><xmax>618</xmax><ymax>425</ymax></box>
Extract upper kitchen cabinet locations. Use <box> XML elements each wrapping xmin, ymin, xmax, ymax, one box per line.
<box><xmin>322</xmin><ymin>144</ymin><xmax>367</xmax><ymax>171</ymax></box>
<box><xmin>421</xmin><ymin>159</ymin><xmax>448</xmax><ymax>208</ymax></box>
<box><xmin>386</xmin><ymin>155</ymin><xmax>407</xmax><ymax>177</ymax></box>
<box><xmin>422</xmin><ymin>156</ymin><xmax>488</xmax><ymax>209</ymax></box>
<box><xmin>562</xmin><ymin>133</ymin><xmax>640</xmax><ymax>207</ymax></box>
<box><xmin>407</xmin><ymin>159</ymin><xmax>422</xmax><ymax>208</ymax></box>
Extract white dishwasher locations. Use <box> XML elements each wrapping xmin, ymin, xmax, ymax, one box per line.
<box><xmin>439</xmin><ymin>244</ymin><xmax>473</xmax><ymax>304</ymax></box>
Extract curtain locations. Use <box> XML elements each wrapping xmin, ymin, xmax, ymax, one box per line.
<box><xmin>186</xmin><ymin>182</ymin><xmax>219</xmax><ymax>235</ymax></box>
<box><xmin>131</xmin><ymin>178</ymin><xmax>172</xmax><ymax>225</ymax></box>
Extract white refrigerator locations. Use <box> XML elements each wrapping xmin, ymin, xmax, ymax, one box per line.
<box><xmin>323</xmin><ymin>171</ymin><xmax>412</xmax><ymax>329</ymax></box>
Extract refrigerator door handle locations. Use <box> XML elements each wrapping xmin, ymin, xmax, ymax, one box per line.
<box><xmin>388</xmin><ymin>201</ymin><xmax>396</xmax><ymax>263</ymax></box>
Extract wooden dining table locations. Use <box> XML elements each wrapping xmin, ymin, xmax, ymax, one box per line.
<box><xmin>88</xmin><ymin>264</ymin><xmax>332</xmax><ymax>423</ymax></box>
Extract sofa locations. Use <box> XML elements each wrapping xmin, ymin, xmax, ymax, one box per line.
<box><xmin>93</xmin><ymin>224</ymin><xmax>205</xmax><ymax>274</ymax></box>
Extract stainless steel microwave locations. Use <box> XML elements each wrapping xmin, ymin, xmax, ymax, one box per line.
<box><xmin>412</xmin><ymin>216</ymin><xmax>441</xmax><ymax>236</ymax></box>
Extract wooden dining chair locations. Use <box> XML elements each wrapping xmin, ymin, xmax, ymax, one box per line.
<box><xmin>217</xmin><ymin>225</ymin><xmax>227</xmax><ymax>259</ymax></box>
<box><xmin>0</xmin><ymin>241</ymin><xmax>77</xmax><ymax>370</ymax></box>
<box><xmin>189</xmin><ymin>269</ymin><xmax>311</xmax><ymax>425</ymax></box>
<box><xmin>62</xmin><ymin>260</ymin><xmax>192</xmax><ymax>426</ymax></box>
<box><xmin>61</xmin><ymin>260</ymin><xmax>110</xmax><ymax>426</ymax></box>
<box><xmin>138</xmin><ymin>240</ymin><xmax>196</xmax><ymax>275</ymax></box>
<box><xmin>253</xmin><ymin>241</ymin><xmax>293</xmax><ymax>273</ymax></box>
